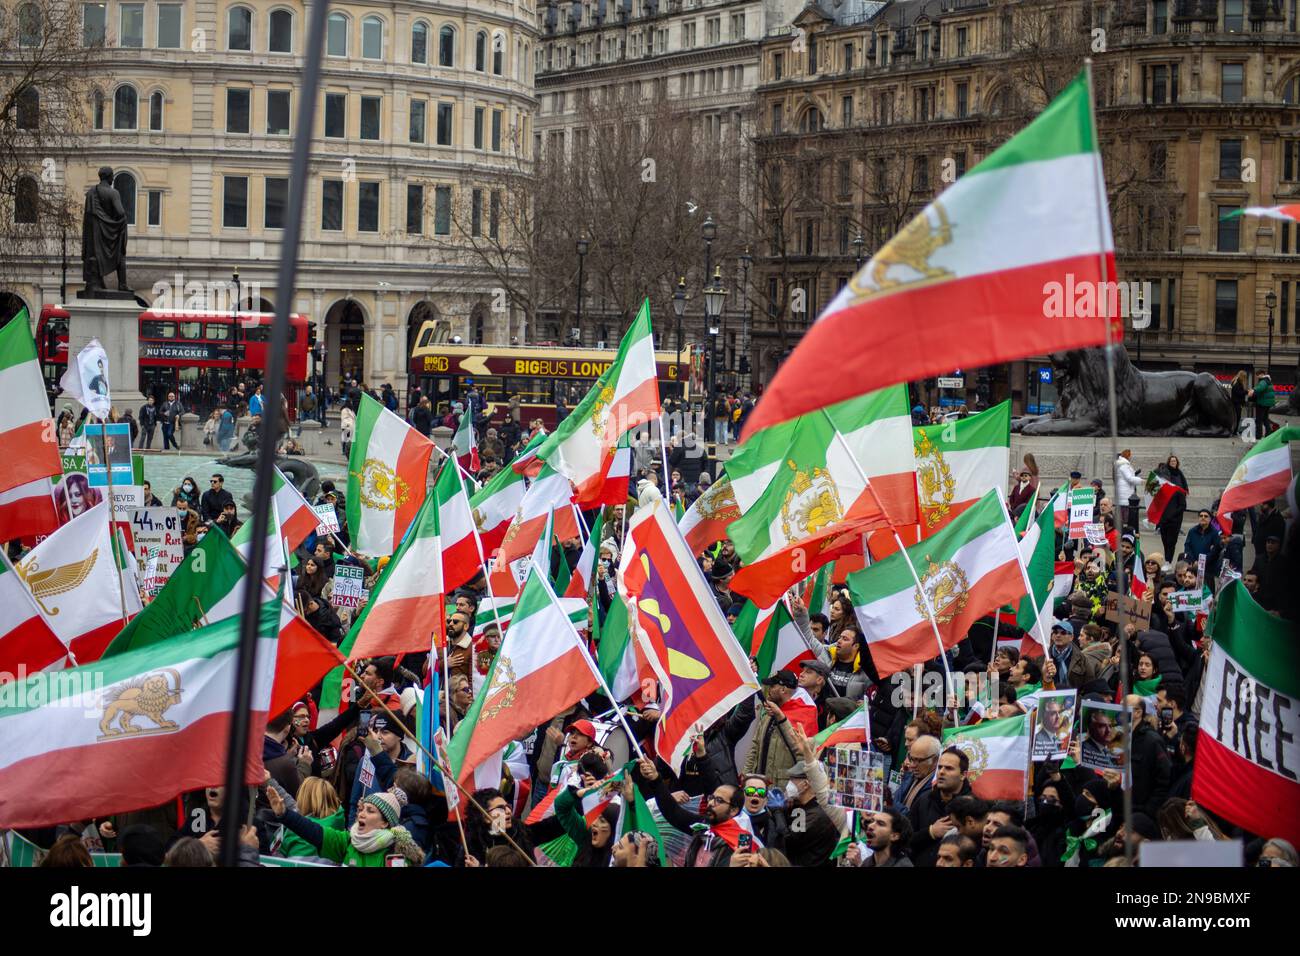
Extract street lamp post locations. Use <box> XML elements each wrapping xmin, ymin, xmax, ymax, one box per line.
<box><xmin>704</xmin><ymin>266</ymin><xmax>728</xmax><ymax>446</ymax></box>
<box><xmin>575</xmin><ymin>235</ymin><xmax>589</xmax><ymax>339</ymax></box>
<box><xmin>1266</xmin><ymin>289</ymin><xmax>1277</xmax><ymax>377</ymax></box>
<box><xmin>739</xmin><ymin>248</ymin><xmax>752</xmax><ymax>392</ymax></box>
<box><xmin>853</xmin><ymin>231</ymin><xmax>865</xmax><ymax>270</ymax></box>
<box><xmin>702</xmin><ymin>214</ymin><xmax>716</xmax><ymax>288</ymax></box>
<box><xmin>672</xmin><ymin>276</ymin><xmax>687</xmax><ymax>362</ymax></box>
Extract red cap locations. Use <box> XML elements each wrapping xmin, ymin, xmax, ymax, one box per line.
<box><xmin>564</xmin><ymin>719</ymin><xmax>597</xmax><ymax>742</ymax></box>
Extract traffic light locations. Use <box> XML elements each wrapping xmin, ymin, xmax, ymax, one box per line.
<box><xmin>308</xmin><ymin>325</ymin><xmax>318</xmax><ymax>349</ymax></box>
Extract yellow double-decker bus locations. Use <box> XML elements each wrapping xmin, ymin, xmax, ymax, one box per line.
<box><xmin>409</xmin><ymin>324</ymin><xmax>694</xmax><ymax>428</ymax></box>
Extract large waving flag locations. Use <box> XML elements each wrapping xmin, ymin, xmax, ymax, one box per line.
<box><xmin>533</xmin><ymin>300</ymin><xmax>660</xmax><ymax>505</ymax></box>
<box><xmin>743</xmin><ymin>71</ymin><xmax>1113</xmax><ymax>439</ymax></box>
<box><xmin>0</xmin><ymin>601</ymin><xmax>284</xmax><ymax>828</ymax></box>
<box><xmin>726</xmin><ymin>386</ymin><xmax>916</xmax><ymax>607</ymax></box>
<box><xmin>1192</xmin><ymin>581</ymin><xmax>1300</xmax><ymax>849</ymax></box>
<box><xmin>434</xmin><ymin>459</ymin><xmax>483</xmax><ymax>593</ymax></box>
<box><xmin>813</xmin><ymin>703</ymin><xmax>870</xmax><ymax>754</ymax></box>
<box><xmin>345</xmin><ymin>489</ymin><xmax>443</xmax><ymax>661</ymax></box>
<box><xmin>942</xmin><ymin>713</ymin><xmax>1031</xmax><ymax>801</ymax></box>
<box><xmin>1143</xmin><ymin>469</ymin><xmax>1186</xmax><ymax>526</ymax></box>
<box><xmin>912</xmin><ymin>401</ymin><xmax>1010</xmax><ymax>535</ymax></box>
<box><xmin>15</xmin><ymin>502</ymin><xmax>142</xmax><ymax>664</ymax></box>
<box><xmin>346</xmin><ymin>393</ymin><xmax>436</xmax><ymax>556</ymax></box>
<box><xmin>1216</xmin><ymin>426</ymin><xmax>1297</xmax><ymax>532</ymax></box>
<box><xmin>619</xmin><ymin>498</ymin><xmax>760</xmax><ymax>775</ymax></box>
<box><xmin>446</xmin><ymin>565</ymin><xmax>598</xmax><ymax>791</ymax></box>
<box><xmin>595</xmin><ymin>578</ymin><xmax>645</xmax><ymax>704</ymax></box>
<box><xmin>847</xmin><ymin>490</ymin><xmax>1027</xmax><ymax>677</ymax></box>
<box><xmin>678</xmin><ymin>473</ymin><xmax>740</xmax><ymax>555</ymax></box>
<box><xmin>0</xmin><ymin>309</ymin><xmax>61</xmax><ymax>495</ymax></box>
<box><xmin>453</xmin><ymin>408</ymin><xmax>480</xmax><ymax>473</ymax></box>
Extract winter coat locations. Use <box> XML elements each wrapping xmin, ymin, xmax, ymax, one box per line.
<box><xmin>1180</xmin><ymin>524</ymin><xmax>1220</xmax><ymax>565</ymax></box>
<box><xmin>1136</xmin><ymin>630</ymin><xmax>1187</xmax><ymax>696</ymax></box>
<box><xmin>647</xmin><ymin>776</ymin><xmax>733</xmax><ymax>868</ymax></box>
<box><xmin>1253</xmin><ymin>378</ymin><xmax>1276</xmax><ymax>408</ymax></box>
<box><xmin>1066</xmin><ymin>642</ymin><xmax>1114</xmax><ymax>691</ymax></box>
<box><xmin>782</xmin><ymin>761</ymin><xmax>848</xmax><ymax>868</ymax></box>
<box><xmin>742</xmin><ymin>698</ymin><xmax>800</xmax><ymax>790</ymax></box>
<box><xmin>1115</xmin><ymin>455</ymin><xmax>1142</xmax><ymax>503</ymax></box>
<box><xmin>679</xmin><ymin>698</ymin><xmax>753</xmax><ymax>796</ymax></box>
<box><xmin>280</xmin><ymin>806</ymin><xmax>345</xmax><ymax>858</ymax></box>
<box><xmin>278</xmin><ymin>811</ymin><xmax>421</xmax><ymax>866</ymax></box>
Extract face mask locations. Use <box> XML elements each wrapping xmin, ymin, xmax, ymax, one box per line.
<box><xmin>183</xmin><ymin>483</ymin><xmax>193</xmax><ymax>491</ymax></box>
<box><xmin>785</xmin><ymin>782</ymin><xmax>799</xmax><ymax>801</ymax></box>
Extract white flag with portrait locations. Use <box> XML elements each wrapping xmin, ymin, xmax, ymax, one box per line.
<box><xmin>59</xmin><ymin>339</ymin><xmax>112</xmax><ymax>420</ymax></box>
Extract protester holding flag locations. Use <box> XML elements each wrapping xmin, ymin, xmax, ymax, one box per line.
<box><xmin>1152</xmin><ymin>455</ymin><xmax>1190</xmax><ymax>560</ymax></box>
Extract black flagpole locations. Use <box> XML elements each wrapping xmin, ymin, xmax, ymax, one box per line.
<box><xmin>219</xmin><ymin>0</ymin><xmax>330</xmax><ymax>867</ymax></box>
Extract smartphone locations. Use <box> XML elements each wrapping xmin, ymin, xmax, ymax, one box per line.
<box><xmin>736</xmin><ymin>832</ymin><xmax>753</xmax><ymax>853</ymax></box>
<box><xmin>358</xmin><ymin>712</ymin><xmax>371</xmax><ymax>736</ymax></box>
<box><xmin>1159</xmin><ymin>707</ymin><xmax>1173</xmax><ymax>727</ymax></box>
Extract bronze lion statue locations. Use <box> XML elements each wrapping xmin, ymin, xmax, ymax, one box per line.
<box><xmin>1012</xmin><ymin>346</ymin><xmax>1235</xmax><ymax>437</ymax></box>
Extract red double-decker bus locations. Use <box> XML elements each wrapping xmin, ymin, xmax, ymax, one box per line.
<box><xmin>37</xmin><ymin>305</ymin><xmax>310</xmax><ymax>405</ymax></box>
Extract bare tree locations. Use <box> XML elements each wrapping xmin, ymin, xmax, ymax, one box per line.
<box><xmin>0</xmin><ymin>0</ymin><xmax>100</xmax><ymax>290</ymax></box>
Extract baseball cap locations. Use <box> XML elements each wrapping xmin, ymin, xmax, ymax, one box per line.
<box><xmin>761</xmin><ymin>669</ymin><xmax>798</xmax><ymax>689</ymax></box>
<box><xmin>564</xmin><ymin>718</ymin><xmax>597</xmax><ymax>741</ymax></box>
<box><xmin>800</xmin><ymin>659</ymin><xmax>832</xmax><ymax>678</ymax></box>
<box><xmin>787</xmin><ymin>761</ymin><xmax>810</xmax><ymax>780</ymax></box>
<box><xmin>1050</xmin><ymin>620</ymin><xmax>1075</xmax><ymax>636</ymax></box>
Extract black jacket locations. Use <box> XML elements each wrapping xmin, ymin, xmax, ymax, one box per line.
<box><xmin>200</xmin><ymin>487</ymin><xmax>235</xmax><ymax>523</ymax></box>
<box><xmin>412</xmin><ymin>404</ymin><xmax>433</xmax><ymax>436</ymax></box>
<box><xmin>1136</xmin><ymin>630</ymin><xmax>1186</xmax><ymax>696</ymax></box>
<box><xmin>139</xmin><ymin>402</ymin><xmax>158</xmax><ymax>428</ymax></box>
<box><xmin>908</xmin><ymin>780</ymin><xmax>972</xmax><ymax>867</ymax></box>
<box><xmin>1130</xmin><ymin>721</ymin><xmax>1172</xmax><ymax>819</ymax></box>
<box><xmin>647</xmin><ymin>776</ymin><xmax>733</xmax><ymax>867</ymax></box>
<box><xmin>783</xmin><ymin>798</ymin><xmax>841</xmax><ymax>867</ymax></box>
<box><xmin>679</xmin><ymin>700</ymin><xmax>754</xmax><ymax>796</ymax></box>
<box><xmin>1154</xmin><ymin>464</ymin><xmax>1188</xmax><ymax>529</ymax></box>
<box><xmin>668</xmin><ymin>444</ymin><xmax>704</xmax><ymax>485</ymax></box>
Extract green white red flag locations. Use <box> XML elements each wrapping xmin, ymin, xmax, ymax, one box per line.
<box><xmin>941</xmin><ymin>712</ymin><xmax>1031</xmax><ymax>801</ymax></box>
<box><xmin>469</xmin><ymin>446</ymin><xmax>530</xmax><ymax>553</ymax></box>
<box><xmin>492</xmin><ymin>465</ymin><xmax>579</xmax><ymax>571</ymax></box>
<box><xmin>725</xmin><ymin>386</ymin><xmax>917</xmax><ymax>607</ymax></box>
<box><xmin>453</xmin><ymin>408</ymin><xmax>480</xmax><ymax>473</ymax></box>
<box><xmin>533</xmin><ymin>300</ymin><xmax>660</xmax><ymax>506</ymax></box>
<box><xmin>0</xmin><ymin>476</ymin><xmax>59</xmax><ymax>543</ymax></box>
<box><xmin>1216</xmin><ymin>426</ymin><xmax>1297</xmax><ymax>532</ymax></box>
<box><xmin>272</xmin><ymin>466</ymin><xmax>321</xmax><ymax>554</ymax></box>
<box><xmin>1014</xmin><ymin>489</ymin><xmax>1067</xmax><ymax>651</ymax></box>
<box><xmin>0</xmin><ymin>601</ymin><xmax>286</xmax><ymax>828</ymax></box>
<box><xmin>912</xmin><ymin>401</ymin><xmax>1010</xmax><ymax>536</ymax></box>
<box><xmin>1192</xmin><ymin>581</ymin><xmax>1300</xmax><ymax>848</ymax></box>
<box><xmin>677</xmin><ymin>473</ymin><xmax>740</xmax><ymax>555</ymax></box>
<box><xmin>847</xmin><ymin>490</ymin><xmax>1027</xmax><ymax>676</ymax></box>
<box><xmin>344</xmin><ymin>488</ymin><xmax>443</xmax><ymax>661</ymax></box>
<box><xmin>446</xmin><ymin>565</ymin><xmax>599</xmax><ymax>791</ymax></box>
<box><xmin>753</xmin><ymin>601</ymin><xmax>814</xmax><ymax>681</ymax></box>
<box><xmin>345</xmin><ymin>393</ymin><xmax>436</xmax><ymax>556</ymax></box>
<box><xmin>434</xmin><ymin>459</ymin><xmax>483</xmax><ymax>592</ymax></box>
<box><xmin>742</xmin><ymin>71</ymin><xmax>1114</xmax><ymax>439</ymax></box>
<box><xmin>0</xmin><ymin>308</ymin><xmax>61</xmax><ymax>495</ymax></box>
<box><xmin>1222</xmin><ymin>205</ymin><xmax>1300</xmax><ymax>222</ymax></box>
<box><xmin>813</xmin><ymin>703</ymin><xmax>870</xmax><ymax>753</ymax></box>
<box><xmin>1143</xmin><ymin>470</ymin><xmax>1186</xmax><ymax>526</ymax></box>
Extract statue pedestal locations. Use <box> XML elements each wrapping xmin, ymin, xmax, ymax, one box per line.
<box><xmin>65</xmin><ymin>295</ymin><xmax>145</xmax><ymax>411</ymax></box>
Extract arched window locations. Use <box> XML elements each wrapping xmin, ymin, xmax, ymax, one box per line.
<box><xmin>16</xmin><ymin>87</ymin><xmax>38</xmax><ymax>130</ymax></box>
<box><xmin>112</xmin><ymin>171</ymin><xmax>137</xmax><ymax>226</ymax></box>
<box><xmin>114</xmin><ymin>85</ymin><xmax>138</xmax><ymax>130</ymax></box>
<box><xmin>492</xmin><ymin>32</ymin><xmax>505</xmax><ymax>75</ymax></box>
<box><xmin>17</xmin><ymin>2</ymin><xmax>42</xmax><ymax>46</ymax></box>
<box><xmin>269</xmin><ymin>9</ymin><xmax>293</xmax><ymax>53</ymax></box>
<box><xmin>93</xmin><ymin>90</ymin><xmax>105</xmax><ymax>129</ymax></box>
<box><xmin>227</xmin><ymin>6</ymin><xmax>252</xmax><ymax>50</ymax></box>
<box><xmin>1283</xmin><ymin>74</ymin><xmax>1299</xmax><ymax>105</ymax></box>
<box><xmin>475</xmin><ymin>30</ymin><xmax>487</xmax><ymax>71</ymax></box>
<box><xmin>149</xmin><ymin>90</ymin><xmax>164</xmax><ymax>130</ymax></box>
<box><xmin>799</xmin><ymin>107</ymin><xmax>822</xmax><ymax>132</ymax></box>
<box><xmin>326</xmin><ymin>12</ymin><xmax>348</xmax><ymax>57</ymax></box>
<box><xmin>14</xmin><ymin>176</ymin><xmax>39</xmax><ymax>224</ymax></box>
<box><xmin>361</xmin><ymin>15</ymin><xmax>383</xmax><ymax>60</ymax></box>
<box><xmin>438</xmin><ymin>25</ymin><xmax>455</xmax><ymax>66</ymax></box>
<box><xmin>411</xmin><ymin>21</ymin><xmax>429</xmax><ymax>64</ymax></box>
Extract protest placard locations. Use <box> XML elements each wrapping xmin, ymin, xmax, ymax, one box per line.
<box><xmin>1078</xmin><ymin>701</ymin><xmax>1129</xmax><ymax>771</ymax></box>
<box><xmin>332</xmin><ymin>565</ymin><xmax>367</xmax><ymax>609</ymax></box>
<box><xmin>1068</xmin><ymin>489</ymin><xmax>1096</xmax><ymax>540</ymax></box>
<box><xmin>129</xmin><ymin>508</ymin><xmax>184</xmax><ymax>586</ymax></box>
<box><xmin>313</xmin><ymin>503</ymin><xmax>340</xmax><ymax>536</ymax></box>
<box><xmin>1083</xmin><ymin>522</ymin><xmax>1108</xmax><ymax>547</ymax></box>
<box><xmin>1104</xmin><ymin>591</ymin><xmax>1151</xmax><ymax>629</ymax></box>
<box><xmin>1032</xmin><ymin>689</ymin><xmax>1077</xmax><ymax>761</ymax></box>
<box><xmin>825</xmin><ymin>746</ymin><xmax>888</xmax><ymax>813</ymax></box>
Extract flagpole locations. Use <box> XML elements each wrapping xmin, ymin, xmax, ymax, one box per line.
<box><xmin>657</xmin><ymin>413</ymin><xmax>673</xmax><ymax>502</ymax></box>
<box><xmin>536</xmin><ymin>570</ymin><xmax>646</xmax><ymax>760</ymax></box>
<box><xmin>454</xmin><ymin>458</ymin><xmax>511</xmax><ymax>678</ymax></box>
<box><xmin>99</xmin><ymin>418</ymin><xmax>130</xmax><ymax>626</ymax></box>
<box><xmin>220</xmin><ymin>0</ymin><xmax>329</xmax><ymax>868</ymax></box>
<box><xmin>1085</xmin><ymin>57</ymin><xmax>1134</xmax><ymax>867</ymax></box>
<box><xmin>824</xmin><ymin>416</ymin><xmax>956</xmax><ymax>723</ymax></box>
